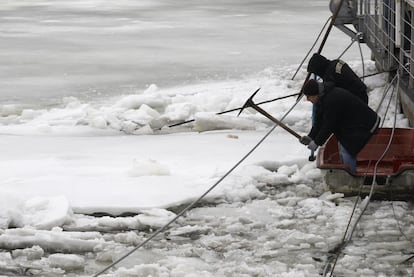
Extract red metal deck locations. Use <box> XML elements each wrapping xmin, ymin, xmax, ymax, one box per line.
<box><xmin>317</xmin><ymin>128</ymin><xmax>414</xmax><ymax>177</ymax></box>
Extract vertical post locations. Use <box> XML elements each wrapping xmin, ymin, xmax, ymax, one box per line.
<box><xmin>374</xmin><ymin>0</ymin><xmax>379</xmax><ymax>51</ymax></box>
<box><xmin>380</xmin><ymin>0</ymin><xmax>385</xmax><ymax>56</ymax></box>
<box><xmin>389</xmin><ymin>0</ymin><xmax>395</xmax><ymax>67</ymax></box>
<box><xmin>410</xmin><ymin>6</ymin><xmax>414</xmax><ymax>88</ymax></box>
<box><xmin>396</xmin><ymin>0</ymin><xmax>401</xmax><ymax>47</ymax></box>
<box><xmin>398</xmin><ymin>0</ymin><xmax>404</xmax><ymax>77</ymax></box>
<box><xmin>379</xmin><ymin>0</ymin><xmax>383</xmax><ymax>31</ymax></box>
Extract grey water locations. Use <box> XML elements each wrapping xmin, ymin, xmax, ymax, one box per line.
<box><xmin>0</xmin><ymin>0</ymin><xmax>364</xmax><ymax>106</ymax></box>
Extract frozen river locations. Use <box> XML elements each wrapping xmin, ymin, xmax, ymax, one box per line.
<box><xmin>0</xmin><ymin>0</ymin><xmax>365</xmax><ymax>106</ymax></box>
<box><xmin>1</xmin><ymin>1</ymin><xmax>406</xmax><ymax>276</ymax></box>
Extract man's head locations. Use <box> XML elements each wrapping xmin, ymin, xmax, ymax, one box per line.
<box><xmin>307</xmin><ymin>53</ymin><xmax>329</xmax><ymax>77</ymax></box>
<box><xmin>302</xmin><ymin>79</ymin><xmax>320</xmax><ymax>104</ymax></box>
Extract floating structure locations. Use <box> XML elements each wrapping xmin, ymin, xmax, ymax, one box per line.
<box><xmin>317</xmin><ymin>0</ymin><xmax>414</xmax><ymax>199</ymax></box>
<box><xmin>331</xmin><ymin>0</ymin><xmax>414</xmax><ymax>125</ymax></box>
<box><xmin>318</xmin><ymin>128</ymin><xmax>414</xmax><ymax>199</ymax></box>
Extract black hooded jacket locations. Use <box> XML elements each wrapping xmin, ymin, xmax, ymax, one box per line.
<box><xmin>307</xmin><ymin>54</ymin><xmax>368</xmax><ymax>104</ymax></box>
<box><xmin>308</xmin><ymin>82</ymin><xmax>380</xmax><ymax>157</ymax></box>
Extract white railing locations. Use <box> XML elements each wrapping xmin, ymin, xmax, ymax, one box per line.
<box><xmin>355</xmin><ymin>0</ymin><xmax>414</xmax><ymax>85</ymax></box>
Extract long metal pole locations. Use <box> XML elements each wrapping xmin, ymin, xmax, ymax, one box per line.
<box><xmin>164</xmin><ymin>92</ymin><xmax>299</xmax><ymax>129</ymax></box>
<box><xmin>299</xmin><ymin>0</ymin><xmax>347</xmax><ymax>96</ymax></box>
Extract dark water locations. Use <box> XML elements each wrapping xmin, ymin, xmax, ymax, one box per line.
<box><xmin>0</xmin><ymin>0</ymin><xmax>364</xmax><ymax>105</ymax></box>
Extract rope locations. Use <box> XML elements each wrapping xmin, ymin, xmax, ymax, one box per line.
<box><xmin>93</xmin><ymin>1</ymin><xmax>345</xmax><ymax>275</ymax></box>
<box><xmin>325</xmin><ymin>74</ymin><xmax>398</xmax><ymax>276</ymax></box>
<box><xmin>163</xmin><ymin>92</ymin><xmax>300</xmax><ymax>130</ymax></box>
<box><xmin>321</xmin><ymin>32</ymin><xmax>397</xmax><ymax>274</ymax></box>
<box><xmin>337</xmin><ymin>32</ymin><xmax>366</xmax><ymax>82</ymax></box>
<box><xmin>337</xmin><ymin>74</ymin><xmax>396</xmax><ymax>245</ymax></box>
<box><xmin>291</xmin><ymin>16</ymin><xmax>332</xmax><ymax>81</ymax></box>
<box><xmin>391</xmin><ymin>201</ymin><xmax>412</xmax><ymax>243</ymax></box>
<box><xmin>323</xmin><ymin>34</ymin><xmax>382</xmax><ymax>274</ymax></box>
<box><xmin>92</xmin><ymin>94</ymin><xmax>304</xmax><ymax>277</ymax></box>
<box><xmin>376</xmin><ymin>74</ymin><xmax>398</xmax><ymax>114</ymax></box>
<box><xmin>339</xmin><ymin>57</ymin><xmax>398</xmax><ymax>244</ymax></box>
<box><xmin>357</xmin><ymin>35</ymin><xmax>365</xmax><ymax>82</ymax></box>
<box><xmin>360</xmin><ymin>70</ymin><xmax>390</xmax><ymax>79</ymax></box>
<box><xmin>337</xmin><ymin>32</ymin><xmax>361</xmax><ymax>60</ymax></box>
<box><xmin>325</xmin><ymin>71</ymin><xmax>401</xmax><ymax>277</ymax></box>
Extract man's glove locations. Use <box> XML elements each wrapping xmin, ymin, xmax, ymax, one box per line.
<box><xmin>307</xmin><ymin>140</ymin><xmax>318</xmax><ymax>151</ymax></box>
<box><xmin>299</xmin><ymin>136</ymin><xmax>312</xmax><ymax>145</ymax></box>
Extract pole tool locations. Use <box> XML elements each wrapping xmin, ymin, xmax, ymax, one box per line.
<box><xmin>238</xmin><ymin>88</ymin><xmax>316</xmax><ymax>162</ymax></box>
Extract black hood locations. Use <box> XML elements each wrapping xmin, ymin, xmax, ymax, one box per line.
<box><xmin>307</xmin><ymin>53</ymin><xmax>329</xmax><ymax>76</ymax></box>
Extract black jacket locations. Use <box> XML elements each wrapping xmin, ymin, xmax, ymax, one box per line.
<box><xmin>322</xmin><ymin>60</ymin><xmax>368</xmax><ymax>104</ymax></box>
<box><xmin>308</xmin><ymin>83</ymin><xmax>380</xmax><ymax>157</ymax></box>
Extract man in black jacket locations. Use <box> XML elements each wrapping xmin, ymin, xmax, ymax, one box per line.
<box><xmin>307</xmin><ymin>53</ymin><xmax>368</xmax><ymax>104</ymax></box>
<box><xmin>299</xmin><ymin>79</ymin><xmax>380</xmax><ymax>174</ymax></box>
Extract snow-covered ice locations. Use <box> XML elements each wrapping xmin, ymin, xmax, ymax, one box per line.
<box><xmin>0</xmin><ymin>60</ymin><xmax>413</xmax><ymax>276</ymax></box>
<box><xmin>1</xmin><ymin>0</ymin><xmax>414</xmax><ymax>276</ymax></box>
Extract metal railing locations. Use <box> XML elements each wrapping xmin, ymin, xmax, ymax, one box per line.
<box><xmin>355</xmin><ymin>0</ymin><xmax>414</xmax><ymax>87</ymax></box>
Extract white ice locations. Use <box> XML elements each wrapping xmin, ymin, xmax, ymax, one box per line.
<box><xmin>0</xmin><ymin>0</ymin><xmax>413</xmax><ymax>276</ymax></box>
<box><xmin>0</xmin><ymin>59</ymin><xmax>412</xmax><ymax>276</ymax></box>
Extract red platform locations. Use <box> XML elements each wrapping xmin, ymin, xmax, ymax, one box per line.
<box><xmin>317</xmin><ymin>128</ymin><xmax>414</xmax><ymax>176</ymax></box>
<box><xmin>317</xmin><ymin>128</ymin><xmax>414</xmax><ymax>200</ymax></box>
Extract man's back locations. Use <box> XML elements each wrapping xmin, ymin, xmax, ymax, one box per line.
<box><xmin>323</xmin><ymin>59</ymin><xmax>368</xmax><ymax>104</ymax></box>
<box><xmin>307</xmin><ymin>53</ymin><xmax>368</xmax><ymax>103</ymax></box>
<box><xmin>317</xmin><ymin>84</ymin><xmax>378</xmax><ymax>156</ymax></box>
